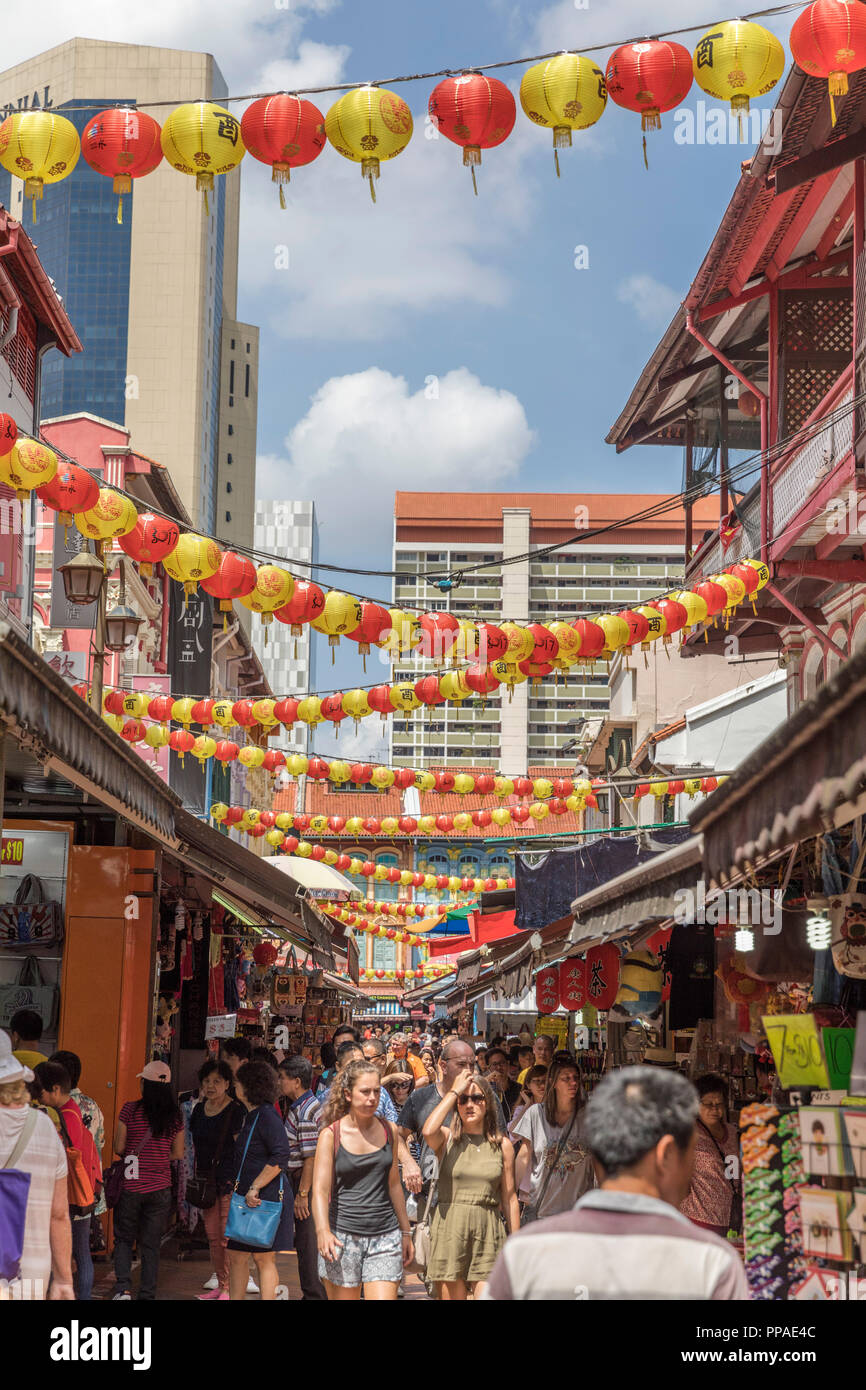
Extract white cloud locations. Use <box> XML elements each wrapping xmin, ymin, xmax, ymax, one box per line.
<box><xmin>256</xmin><ymin>42</ymin><xmax>351</xmax><ymax>95</ymax></box>
<box><xmin>257</xmin><ymin>366</ymin><xmax>535</xmax><ymax>553</ymax></box>
<box><xmin>531</xmin><ymin>0</ymin><xmax>793</xmax><ymax>63</ymax></box>
<box><xmin>313</xmin><ymin>718</ymin><xmax>389</xmax><ymax>763</ymax></box>
<box><xmin>616</xmin><ymin>273</ymin><xmax>679</xmax><ymax>326</ymax></box>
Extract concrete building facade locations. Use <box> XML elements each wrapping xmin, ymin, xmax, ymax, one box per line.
<box><xmin>0</xmin><ymin>38</ymin><xmax>259</xmax><ymax>549</ymax></box>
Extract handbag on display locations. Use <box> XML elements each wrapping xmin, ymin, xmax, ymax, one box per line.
<box><xmin>0</xmin><ymin>875</ymin><xmax>64</xmax><ymax>949</ymax></box>
<box><xmin>0</xmin><ymin>956</ymin><xmax>59</xmax><ymax>1031</ymax></box>
<box><xmin>224</xmin><ymin>1114</ymin><xmax>284</xmax><ymax>1249</ymax></box>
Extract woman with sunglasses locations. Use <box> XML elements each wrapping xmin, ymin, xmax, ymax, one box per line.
<box><xmin>513</xmin><ymin>1056</ymin><xmax>593</xmax><ymax>1223</ymax></box>
<box><xmin>421</xmin><ymin>1067</ymin><xmax>520</xmax><ymax>1300</ymax></box>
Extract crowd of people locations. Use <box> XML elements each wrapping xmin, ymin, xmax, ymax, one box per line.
<box><xmin>0</xmin><ymin>1007</ymin><xmax>747</xmax><ymax>1302</ymax></box>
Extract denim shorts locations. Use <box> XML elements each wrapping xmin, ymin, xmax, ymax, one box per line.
<box><xmin>318</xmin><ymin>1228</ymin><xmax>402</xmax><ymax>1286</ymax></box>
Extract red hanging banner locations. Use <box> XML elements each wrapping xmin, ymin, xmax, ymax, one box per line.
<box><xmin>559</xmin><ymin>957</ymin><xmax>587</xmax><ymax>1011</ymax></box>
<box><xmin>584</xmin><ymin>943</ymin><xmax>620</xmax><ymax>1012</ymax></box>
<box><xmin>535</xmin><ymin>966</ymin><xmax>560</xmax><ymax>1015</ymax></box>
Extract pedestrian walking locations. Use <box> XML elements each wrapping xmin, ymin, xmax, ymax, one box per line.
<box><xmin>33</xmin><ymin>1060</ymin><xmax>101</xmax><ymax>1300</ymax></box>
<box><xmin>421</xmin><ymin>1068</ymin><xmax>519</xmax><ymax>1299</ymax></box>
<box><xmin>227</xmin><ymin>1061</ymin><xmax>292</xmax><ymax>1301</ymax></box>
<box><xmin>680</xmin><ymin>1073</ymin><xmax>741</xmax><ymax>1237</ymax></box>
<box><xmin>0</xmin><ymin>1034</ymin><xmax>72</xmax><ymax>1300</ymax></box>
<box><xmin>312</xmin><ymin>1059</ymin><xmax>413</xmax><ymax>1300</ymax></box>
<box><xmin>512</xmin><ymin>1055</ymin><xmax>593</xmax><ymax>1222</ymax></box>
<box><xmin>483</xmin><ymin>1067</ymin><xmax>749</xmax><ymax>1300</ymax></box>
<box><xmin>279</xmin><ymin>1055</ymin><xmax>326</xmax><ymax>1301</ymax></box>
<box><xmin>189</xmin><ymin>1060</ymin><xmax>244</xmax><ymax>1300</ymax></box>
<box><xmin>111</xmin><ymin>1061</ymin><xmax>183</xmax><ymax>1301</ymax></box>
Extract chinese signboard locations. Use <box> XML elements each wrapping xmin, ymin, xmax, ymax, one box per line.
<box><xmin>168</xmin><ymin>586</ymin><xmax>213</xmax><ymax>812</ymax></box>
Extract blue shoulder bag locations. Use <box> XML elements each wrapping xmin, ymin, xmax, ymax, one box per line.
<box><xmin>224</xmin><ymin>1113</ymin><xmax>284</xmax><ymax>1249</ymax></box>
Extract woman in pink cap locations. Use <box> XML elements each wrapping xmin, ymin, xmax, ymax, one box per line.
<box><xmin>111</xmin><ymin>1061</ymin><xmax>184</xmax><ymax>1301</ymax></box>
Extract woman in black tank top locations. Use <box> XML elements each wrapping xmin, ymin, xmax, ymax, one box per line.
<box><xmin>312</xmin><ymin>1060</ymin><xmax>414</xmax><ymax>1300</ymax></box>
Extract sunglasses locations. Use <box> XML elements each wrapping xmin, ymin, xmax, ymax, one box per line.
<box><xmin>457</xmin><ymin>1093</ymin><xmax>486</xmax><ymax>1106</ymax></box>
<box><xmin>390</xmin><ymin>1080</ymin><xmax>412</xmax><ymax>1089</ymax></box>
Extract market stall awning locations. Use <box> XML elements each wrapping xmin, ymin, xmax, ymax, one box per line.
<box><xmin>569</xmin><ymin>835</ymin><xmax>705</xmax><ymax>948</ymax></box>
<box><xmin>268</xmin><ymin>856</ymin><xmax>362</xmax><ymax>897</ymax></box>
<box><xmin>690</xmin><ymin>645</ymin><xmax>866</xmax><ymax>884</ymax></box>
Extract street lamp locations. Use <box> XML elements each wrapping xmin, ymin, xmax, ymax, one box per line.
<box><xmin>105</xmin><ymin>603</ymin><xmax>144</xmax><ymax>654</ymax></box>
<box><xmin>57</xmin><ymin>550</ymin><xmax>105</xmax><ymax>605</ymax></box>
<box><xmin>57</xmin><ymin>548</ymin><xmax>144</xmax><ymax>715</ymax></box>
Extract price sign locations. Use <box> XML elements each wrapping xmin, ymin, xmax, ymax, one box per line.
<box><xmin>823</xmin><ymin>1028</ymin><xmax>856</xmax><ymax>1092</ymax></box>
<box><xmin>204</xmin><ymin>1013</ymin><xmax>237</xmax><ymax>1040</ymax></box>
<box><xmin>762</xmin><ymin>1013</ymin><xmax>830</xmax><ymax>1090</ymax></box>
<box><xmin>1</xmin><ymin>837</ymin><xmax>24</xmax><ymax>865</ymax></box>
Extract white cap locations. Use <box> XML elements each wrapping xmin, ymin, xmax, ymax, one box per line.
<box><xmin>0</xmin><ymin>1031</ymin><xmax>34</xmax><ymax>1085</ymax></box>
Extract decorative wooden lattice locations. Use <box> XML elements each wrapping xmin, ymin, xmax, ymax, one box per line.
<box><xmin>779</xmin><ymin>289</ymin><xmax>853</xmax><ymax>437</ymax></box>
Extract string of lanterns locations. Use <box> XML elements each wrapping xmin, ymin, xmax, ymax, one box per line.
<box><xmin>212</xmin><ymin>799</ymin><xmax>589</xmax><ymax>840</ymax></box>
<box><xmin>0</xmin><ymin>9</ymin><xmax>859</xmax><ymax>215</ymax></box>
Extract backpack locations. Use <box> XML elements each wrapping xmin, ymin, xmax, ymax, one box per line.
<box><xmin>57</xmin><ymin>1111</ymin><xmax>96</xmax><ymax>1218</ymax></box>
<box><xmin>0</xmin><ymin>1109</ymin><xmax>38</xmax><ymax>1281</ymax></box>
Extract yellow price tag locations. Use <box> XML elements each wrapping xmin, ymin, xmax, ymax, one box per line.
<box><xmin>762</xmin><ymin>1013</ymin><xmax>830</xmax><ymax>1090</ymax></box>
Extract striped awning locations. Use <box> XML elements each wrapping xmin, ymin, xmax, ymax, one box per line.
<box><xmin>354</xmin><ymin>999</ymin><xmax>410</xmax><ymax>1018</ymax></box>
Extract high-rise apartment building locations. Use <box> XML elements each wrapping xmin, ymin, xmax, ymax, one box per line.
<box><xmin>391</xmin><ymin>492</ymin><xmax>718</xmax><ymax>771</ymax></box>
<box><xmin>254</xmin><ymin>499</ymin><xmax>318</xmax><ymax>750</ymax></box>
<box><xmin>0</xmin><ymin>39</ymin><xmax>259</xmax><ymax>549</ymax></box>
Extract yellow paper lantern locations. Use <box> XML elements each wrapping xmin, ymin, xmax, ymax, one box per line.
<box><xmin>453</xmin><ymin>621</ymin><xmax>481</xmax><ymax>662</ymax></box>
<box><xmin>491</xmin><ymin>807</ymin><xmax>511</xmax><ymax>827</ymax></box>
<box><xmin>453</xmin><ymin>812</ymin><xmax>472</xmax><ymax>833</ymax></box>
<box><xmin>295</xmin><ymin>840</ymin><xmax>313</xmax><ymax>858</ymax></box>
<box><xmin>345</xmin><ymin>820</ymin><xmax>364</xmax><ymax>838</ymax></box>
<box><xmin>75</xmin><ymin>488</ymin><xmax>139</xmax><ymax>550</ymax></box>
<box><xmin>275</xmin><ymin>812</ymin><xmax>294</xmax><ymax>831</ymax></box>
<box><xmin>494</xmin><ymin>777</ymin><xmax>515</xmax><ymax>799</ymax></box>
<box><xmin>240</xmin><ymin>566</ymin><xmax>294</xmax><ymax>629</ymax></box>
<box><xmin>439</xmin><ymin>670</ymin><xmax>470</xmax><ymax>702</ymax></box>
<box><xmin>342</xmin><ymin>689</ymin><xmax>372</xmax><ymax>727</ymax></box>
<box><xmin>380</xmin><ymin>817</ymin><xmax>399</xmax><ymax>836</ymax></box>
<box><xmin>520</xmin><ymin>53</ymin><xmax>608</xmax><ymax>173</ymax></box>
<box><xmin>191</xmin><ymin>735</ymin><xmax>216</xmax><ymax>763</ymax></box>
<box><xmin>297</xmin><ymin>697</ymin><xmax>323</xmax><ymax>728</ymax></box>
<box><xmin>389</xmin><ymin>682</ymin><xmax>421</xmax><ymax>715</ymax></box>
<box><xmin>683</xmin><ymin>778</ymin><xmax>703</xmax><ymax>798</ymax></box>
<box><xmin>565</xmin><ymin>794</ymin><xmax>585</xmax><ymax>814</ymax></box>
<box><xmin>495</xmin><ymin>878</ymin><xmax>508</xmax><ymax>891</ymax></box>
<box><xmin>692</xmin><ymin>21</ymin><xmax>785</xmax><ymax>121</ymax></box>
<box><xmin>238</xmin><ymin>745</ymin><xmax>265</xmax><ymax>769</ymax></box>
<box><xmin>212</xmin><ymin>699</ymin><xmax>235</xmax><ymax>728</ymax></box>
<box><xmin>309</xmin><ymin>815</ymin><xmax>328</xmax><ymax>836</ymax></box>
<box><xmin>548</xmin><ymin>620</ymin><xmax>581</xmax><ymax>667</ymax></box>
<box><xmin>323</xmin><ymin>849</ymin><xmax>338</xmax><ymax>866</ymax></box>
<box><xmin>529</xmin><ymin>801</ymin><xmax>549</xmax><ymax>822</ymax></box>
<box><xmin>210</xmin><ymin>802</ymin><xmax>229</xmax><ymax>824</ymax></box>
<box><xmin>453</xmin><ymin>773</ymin><xmax>476</xmax><ymax>796</ymax></box>
<box><xmin>596</xmin><ymin>613</ymin><xmax>630</xmax><ymax>651</ymax></box>
<box><xmin>286</xmin><ymin>753</ymin><xmax>309</xmax><ymax>777</ymax></box>
<box><xmin>491</xmin><ymin>661</ymin><xmax>527</xmax><ymax>701</ymax></box>
<box><xmin>171</xmin><ymin>697</ymin><xmax>196</xmax><ymax>730</ymax></box>
<box><xmin>636</xmin><ymin>604</ymin><xmax>666</xmax><ymax>649</ymax></box>
<box><xmin>500</xmin><ymin>622</ymin><xmax>534</xmax><ymax>663</ymax></box>
<box><xmin>574</xmin><ymin>778</ymin><xmax>593</xmax><ymax>797</ymax></box>
<box><xmin>0</xmin><ymin>440</ymin><xmax>57</xmax><ymax>499</ymax></box>
<box><xmin>102</xmin><ymin>711</ymin><xmax>123</xmax><ymax>734</ymax></box>
<box><xmin>121</xmin><ymin>692</ymin><xmax>148</xmax><ymax>719</ymax></box>
<box><xmin>0</xmin><ymin>111</ymin><xmax>80</xmax><ymax>219</ymax></box>
<box><xmin>310</xmin><ymin>591</ymin><xmax>361</xmax><ymax>656</ymax></box>
<box><xmin>446</xmin><ymin>876</ymin><xmax>461</xmax><ymax>893</ymax></box>
<box><xmin>144</xmin><ymin>723</ymin><xmax>170</xmax><ymax>750</ymax></box>
<box><xmin>650</xmin><ymin>780</ymin><xmax>670</xmax><ymax>799</ymax></box>
<box><xmin>348</xmin><ymin>857</ymin><xmax>364</xmax><ymax>874</ymax></box>
<box><xmin>414</xmin><ymin>771</ymin><xmax>436</xmax><ymax>792</ymax></box>
<box><xmin>325</xmin><ymin>85</ymin><xmax>413</xmax><ymax>201</ymax></box>
<box><xmin>381</xmin><ymin>608</ymin><xmax>420</xmax><ymax>657</ymax></box>
<box><xmin>266</xmin><ymin>829</ymin><xmax>285</xmax><ymax>848</ymax></box>
<box><xmin>743</xmin><ymin>558</ymin><xmax>770</xmax><ymax>590</ymax></box>
<box><xmin>163</xmin><ymin>532</ymin><xmax>221</xmax><ymax>598</ymax></box>
<box><xmin>241</xmin><ymin>808</ymin><xmax>260</xmax><ymax>828</ymax></box>
<box><xmin>371</xmin><ymin>766</ymin><xmax>395</xmax><ymax>791</ymax></box>
<box><xmin>251</xmin><ymin>698</ymin><xmax>278</xmax><ymax>729</ymax></box>
<box><xmin>532</xmin><ymin>778</ymin><xmax>553</xmax><ymax>800</ymax></box>
<box><xmin>373</xmin><ymin>864</ymin><xmax>389</xmax><ymax>882</ymax></box>
<box><xmin>418</xmin><ymin>816</ymin><xmax>437</xmax><ymax>836</ymax></box>
<box><xmin>329</xmin><ymin>759</ymin><xmax>351</xmax><ymax>784</ymax></box>
<box><xmin>160</xmin><ymin>102</ymin><xmax>245</xmax><ymax>211</ymax></box>
<box><xmin>712</xmin><ymin>572</ymin><xmax>747</xmax><ymax>610</ymax></box>
<box><xmin>399</xmin><ymin>869</ymin><xmax>414</xmax><ymax>886</ymax></box>
<box><xmin>673</xmin><ymin>590</ymin><xmax>709</xmax><ymax>631</ymax></box>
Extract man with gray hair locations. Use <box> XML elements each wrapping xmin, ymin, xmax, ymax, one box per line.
<box><xmin>483</xmin><ymin>1067</ymin><xmax>748</xmax><ymax>1301</ymax></box>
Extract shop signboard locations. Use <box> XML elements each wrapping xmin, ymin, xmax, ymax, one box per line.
<box><xmin>168</xmin><ymin>585</ymin><xmax>213</xmax><ymax>813</ymax></box>
<box><xmin>559</xmin><ymin>957</ymin><xmax>587</xmax><ymax>1011</ymax></box>
<box><xmin>1</xmin><ymin>836</ymin><xmax>24</xmax><ymax>866</ymax></box>
<box><xmin>536</xmin><ymin>1016</ymin><xmax>568</xmax><ymax>1049</ymax></box>
<box><xmin>204</xmin><ymin>1013</ymin><xmax>237</xmax><ymax>1040</ymax></box>
<box><xmin>585</xmin><ymin>943</ymin><xmax>620</xmax><ymax>1012</ymax></box>
<box><xmin>50</xmin><ymin>522</ymin><xmax>93</xmax><ymax>630</ymax></box>
<box><xmin>535</xmin><ymin>966</ymin><xmax>560</xmax><ymax>1014</ymax></box>
<box><xmin>762</xmin><ymin>1013</ymin><xmax>831</xmax><ymax>1090</ymax></box>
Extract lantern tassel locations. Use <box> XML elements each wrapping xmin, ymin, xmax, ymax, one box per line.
<box><xmin>279</xmin><ymin>183</ymin><xmax>286</xmax><ymax>210</ymax></box>
<box><xmin>642</xmin><ymin>134</ymin><xmax>649</xmax><ymax>172</ymax></box>
<box><xmin>117</xmin><ymin>194</ymin><xmax>123</xmax><ymax>226</ymax></box>
<box><xmin>471</xmin><ymin>164</ymin><xmax>478</xmax><ymax>196</ymax></box>
<box><xmin>204</xmin><ymin>188</ymin><xmax>210</xmax><ymax>216</ymax></box>
<box><xmin>554</xmin><ymin>147</ymin><xmax>561</xmax><ymax>179</ymax></box>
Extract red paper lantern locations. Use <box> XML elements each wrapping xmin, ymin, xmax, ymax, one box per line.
<box><xmin>387</xmin><ymin>867</ymin><xmax>401</xmax><ymax>884</ymax></box>
<box><xmin>412</xmin><ymin>872</ymin><xmax>425</xmax><ymax>888</ymax></box>
<box><xmin>548</xmin><ymin>797</ymin><xmax>569</xmax><ymax>816</ymax></box>
<box><xmin>573</xmin><ymin>617</ymin><xmax>606</xmax><ymax>660</ymax></box>
<box><xmin>585</xmin><ymin>943</ymin><xmax>620</xmax><ymax>1011</ymax></box>
<box><xmin>552</xmin><ymin>778</ymin><xmax>574</xmax><ymax>798</ymax></box>
<box><xmin>790</xmin><ymin>1</ymin><xmax>866</xmax><ymax>124</ymax></box>
<box><xmin>559</xmin><ymin>957</ymin><xmax>587</xmax><ymax>1011</ymax></box>
<box><xmin>321</xmin><ymin>694</ymin><xmax>347</xmax><ymax>730</ymax></box>
<box><xmin>262</xmin><ymin>750</ymin><xmax>285</xmax><ymax>775</ymax></box>
<box><xmin>472</xmin><ymin>809</ymin><xmax>492</xmax><ymax>828</ymax></box>
<box><xmin>351</xmin><ymin>763</ymin><xmax>373</xmax><ymax>785</ymax></box>
<box><xmin>103</xmin><ymin>690</ymin><xmax>126</xmax><ymax>716</ymax></box>
<box><xmin>398</xmin><ymin>816</ymin><xmax>418</xmax><ymax>834</ymax></box>
<box><xmin>346</xmin><ymin>601</ymin><xmax>390</xmax><ymax>660</ymax></box>
<box><xmin>327</xmin><ymin>816</ymin><xmax>346</xmax><ymax>834</ymax></box>
<box><xmin>634</xmin><ymin>782</ymin><xmax>650</xmax><ymax>800</ymax></box>
<box><xmin>478</xmin><ymin>622</ymin><xmax>508</xmax><ymax>663</ymax></box>
<box><xmin>368</xmin><ymin>685</ymin><xmax>394</xmax><ymax>721</ymax></box>
<box><xmin>37</xmin><ymin>462</ymin><xmax>99</xmax><ymax>527</ymax></box>
<box><xmin>435</xmin><ymin>770</ymin><xmax>455</xmax><ymax>793</ymax></box>
<box><xmin>232</xmin><ymin>699</ymin><xmax>257</xmax><ymax>730</ymax></box>
<box><xmin>190</xmin><ymin>699</ymin><xmax>215</xmax><ymax>728</ymax></box>
<box><xmin>240</xmin><ymin>94</ymin><xmax>326</xmax><ymax>205</ymax></box>
<box><xmin>385</xmin><ymin>928</ymin><xmax>397</xmax><ymax>940</ymax></box>
<box><xmin>483</xmin><ymin>877</ymin><xmax>497</xmax><ymax>891</ymax></box>
<box><xmin>200</xmin><ymin>550</ymin><xmax>257</xmax><ymax>615</ymax></box>
<box><xmin>115</xmin><ymin>512</ymin><xmax>179</xmax><ymax>578</ymax></box>
<box><xmin>252</xmin><ymin>941</ymin><xmax>279</xmax><ymax>967</ymax></box>
<box><xmin>120</xmin><ymin>719</ymin><xmax>146</xmax><ymax>743</ymax></box>
<box><xmin>416</xmin><ymin>612</ymin><xmax>460</xmax><ymax>662</ymax></box>
<box><xmin>275</xmin><ymin>579</ymin><xmax>325</xmax><ymax>634</ymax></box>
<box><xmin>621</xmin><ymin>608</ymin><xmax>650</xmax><ymax>649</ymax></box>
<box><xmin>311</xmin><ymin>845</ymin><xmax>326</xmax><ymax>861</ymax></box>
<box><xmin>511</xmin><ymin>805</ymin><xmax>530</xmax><ymax>825</ymax></box>
<box><xmin>428</xmin><ymin>72</ymin><xmax>516</xmax><ymax>192</ymax></box>
<box><xmin>513</xmin><ymin>777</ymin><xmax>533</xmax><ymax>799</ymax></box>
<box><xmin>461</xmin><ymin>877</ymin><xmax>473</xmax><ymax>892</ymax></box>
<box><xmin>656</xmin><ymin>599</ymin><xmax>688</xmax><ymax>641</ymax></box>
<box><xmin>215</xmin><ymin>739</ymin><xmax>239</xmax><ymax>764</ymax></box>
<box><xmin>336</xmin><ymin>854</ymin><xmax>351</xmax><ymax>870</ymax></box>
<box><xmin>393</xmin><ymin>767</ymin><xmax>416</xmax><ymax>790</ymax></box>
<box><xmin>465</xmin><ymin>664</ymin><xmax>500</xmax><ymax>702</ymax></box>
<box><xmin>259</xmin><ymin>810</ymin><xmax>276</xmax><ymax>829</ymax></box>
<box><xmin>283</xmin><ymin>835</ymin><xmax>299</xmax><ymax>853</ymax></box>
<box><xmin>293</xmin><ymin>814</ymin><xmax>310</xmax><ymax>834</ymax></box>
<box><xmin>435</xmin><ymin>815</ymin><xmax>454</xmax><ymax>834</ymax></box>
<box><xmin>306</xmin><ymin>757</ymin><xmax>329</xmax><ymax>781</ymax></box>
<box><xmin>475</xmin><ymin>773</ymin><xmax>496</xmax><ymax>795</ymax></box>
<box><xmin>80</xmin><ymin>107</ymin><xmax>163</xmax><ymax>222</ymax></box>
<box><xmin>728</xmin><ymin>562</ymin><xmax>760</xmax><ymax>599</ymax></box>
<box><xmin>604</xmin><ymin>40</ymin><xmax>693</xmax><ymax>162</ymax></box>
<box><xmin>415</xmin><ymin>674</ymin><xmax>446</xmax><ymax>708</ymax></box>
<box><xmin>535</xmin><ymin>965</ymin><xmax>561</xmax><ymax>1014</ymax></box>
<box><xmin>225</xmin><ymin>806</ymin><xmax>245</xmax><ymax>826</ymax></box>
<box><xmin>274</xmin><ymin>698</ymin><xmax>299</xmax><ymax>729</ymax></box>
<box><xmin>527</xmin><ymin>622</ymin><xmax>559</xmax><ymax>665</ymax></box>
<box><xmin>435</xmin><ymin>875</ymin><xmax>449</xmax><ymax>890</ymax></box>
<box><xmin>701</xmin><ymin>776</ymin><xmax>718</xmax><ymax>794</ymax></box>
<box><xmin>247</xmin><ymin>823</ymin><xmax>267</xmax><ymax>839</ymax></box>
<box><xmin>0</xmin><ymin>413</ymin><xmax>17</xmax><ymax>451</ymax></box>
<box><xmin>363</xmin><ymin>818</ymin><xmax>382</xmax><ymax>835</ymax></box>
<box><xmin>694</xmin><ymin>580</ymin><xmax>727</xmax><ymax>619</ymax></box>
<box><xmin>668</xmin><ymin>780</ymin><xmax>685</xmax><ymax>796</ymax></box>
<box><xmin>169</xmin><ymin>729</ymin><xmax>195</xmax><ymax>763</ymax></box>
<box><xmin>375</xmin><ymin>969</ymin><xmax>385</xmax><ymax>979</ymax></box>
